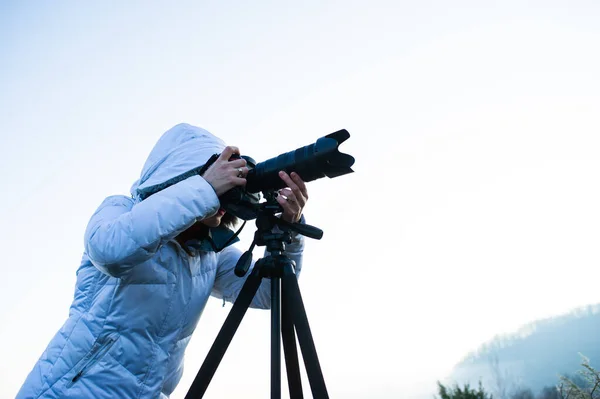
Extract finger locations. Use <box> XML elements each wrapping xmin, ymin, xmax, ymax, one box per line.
<box><xmin>279</xmin><ymin>171</ymin><xmax>306</xmax><ymax>206</ymax></box>
<box><xmin>279</xmin><ymin>188</ymin><xmax>293</xmax><ymax>198</ymax></box>
<box><xmin>219</xmin><ymin>146</ymin><xmax>240</xmax><ymax>162</ymax></box>
<box><xmin>231</xmin><ymin>176</ymin><xmax>246</xmax><ymax>186</ymax></box>
<box><xmin>290</xmin><ymin>172</ymin><xmax>308</xmax><ymax>198</ymax></box>
<box><xmin>233</xmin><ymin>166</ymin><xmax>249</xmax><ymax>178</ymax></box>
<box><xmin>279</xmin><ymin>188</ymin><xmax>303</xmax><ymax>208</ymax></box>
<box><xmin>279</xmin><ymin>189</ymin><xmax>297</xmax><ymax>203</ymax></box>
<box><xmin>278</xmin><ymin>170</ymin><xmax>293</xmax><ymax>186</ymax></box>
<box><xmin>228</xmin><ymin>158</ymin><xmax>247</xmax><ymax>168</ymax></box>
<box><xmin>277</xmin><ymin>195</ymin><xmax>300</xmax><ymax>222</ymax></box>
<box><xmin>276</xmin><ymin>193</ymin><xmax>292</xmax><ymax>212</ymax></box>
<box><xmin>279</xmin><ymin>171</ymin><xmax>301</xmax><ymax>194</ymax></box>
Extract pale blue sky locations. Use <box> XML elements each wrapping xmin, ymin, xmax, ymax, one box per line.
<box><xmin>2</xmin><ymin>1</ymin><xmax>600</xmax><ymax>398</ymax></box>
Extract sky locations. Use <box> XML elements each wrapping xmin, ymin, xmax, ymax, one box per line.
<box><xmin>1</xmin><ymin>1</ymin><xmax>599</xmax><ymax>398</ymax></box>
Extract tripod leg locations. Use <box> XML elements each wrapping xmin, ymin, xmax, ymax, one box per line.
<box><xmin>281</xmin><ymin>273</ymin><xmax>304</xmax><ymax>399</ymax></box>
<box><xmin>281</xmin><ymin>265</ymin><xmax>329</xmax><ymax>399</ymax></box>
<box><xmin>185</xmin><ymin>267</ymin><xmax>263</xmax><ymax>399</ymax></box>
<box><xmin>271</xmin><ymin>276</ymin><xmax>281</xmax><ymax>399</ymax></box>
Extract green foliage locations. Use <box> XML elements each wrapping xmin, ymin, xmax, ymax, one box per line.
<box><xmin>436</xmin><ymin>381</ymin><xmax>493</xmax><ymax>399</ymax></box>
<box><xmin>557</xmin><ymin>356</ymin><xmax>600</xmax><ymax>399</ymax></box>
<box><xmin>440</xmin><ymin>354</ymin><xmax>599</xmax><ymax>399</ymax></box>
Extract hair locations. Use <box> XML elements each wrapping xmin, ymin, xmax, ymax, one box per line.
<box><xmin>221</xmin><ymin>212</ymin><xmax>241</xmax><ymax>230</ymax></box>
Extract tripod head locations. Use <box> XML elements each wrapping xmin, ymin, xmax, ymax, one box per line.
<box><xmin>234</xmin><ymin>191</ymin><xmax>323</xmax><ymax>277</ymax></box>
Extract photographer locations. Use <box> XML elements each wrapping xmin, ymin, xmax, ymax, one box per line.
<box><xmin>16</xmin><ymin>123</ymin><xmax>309</xmax><ymax>399</ymax></box>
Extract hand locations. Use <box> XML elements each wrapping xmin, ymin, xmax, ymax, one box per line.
<box><xmin>276</xmin><ymin>171</ymin><xmax>308</xmax><ymax>223</ymax></box>
<box><xmin>201</xmin><ymin>146</ymin><xmax>248</xmax><ymax>196</ymax></box>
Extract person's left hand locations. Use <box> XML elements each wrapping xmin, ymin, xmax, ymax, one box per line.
<box><xmin>276</xmin><ymin>171</ymin><xmax>308</xmax><ymax>223</ymax></box>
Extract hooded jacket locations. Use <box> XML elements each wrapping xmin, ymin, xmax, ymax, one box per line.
<box><xmin>16</xmin><ymin>123</ymin><xmax>304</xmax><ymax>398</ymax></box>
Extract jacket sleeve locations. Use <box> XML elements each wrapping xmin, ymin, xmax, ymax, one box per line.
<box><xmin>84</xmin><ymin>175</ymin><xmax>220</xmax><ymax>277</ymax></box>
<box><xmin>211</xmin><ymin>227</ymin><xmax>305</xmax><ymax>309</ymax></box>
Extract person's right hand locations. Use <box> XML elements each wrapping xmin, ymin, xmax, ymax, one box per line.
<box><xmin>201</xmin><ymin>146</ymin><xmax>248</xmax><ymax>196</ymax></box>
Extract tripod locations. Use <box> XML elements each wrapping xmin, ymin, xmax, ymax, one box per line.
<box><xmin>185</xmin><ymin>202</ymin><xmax>329</xmax><ymax>399</ymax></box>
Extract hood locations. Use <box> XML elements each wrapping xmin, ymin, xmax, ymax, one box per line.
<box><xmin>130</xmin><ymin>123</ymin><xmax>226</xmax><ymax>201</ymax></box>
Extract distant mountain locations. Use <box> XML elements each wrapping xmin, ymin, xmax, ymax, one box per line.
<box><xmin>447</xmin><ymin>304</ymin><xmax>600</xmax><ymax>397</ymax></box>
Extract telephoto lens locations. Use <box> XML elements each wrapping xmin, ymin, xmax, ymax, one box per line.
<box><xmin>245</xmin><ymin>129</ymin><xmax>354</xmax><ymax>193</ymax></box>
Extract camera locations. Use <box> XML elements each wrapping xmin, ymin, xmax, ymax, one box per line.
<box><xmin>218</xmin><ymin>129</ymin><xmax>355</xmax><ymax>220</ymax></box>
<box><xmin>137</xmin><ymin>129</ymin><xmax>354</xmax><ymax>221</ymax></box>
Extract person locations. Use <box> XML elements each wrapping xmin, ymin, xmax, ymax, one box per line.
<box><xmin>16</xmin><ymin>123</ymin><xmax>309</xmax><ymax>399</ymax></box>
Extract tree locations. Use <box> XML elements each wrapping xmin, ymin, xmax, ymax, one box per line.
<box><xmin>436</xmin><ymin>381</ymin><xmax>493</xmax><ymax>399</ymax></box>
<box><xmin>489</xmin><ymin>353</ymin><xmax>512</xmax><ymax>399</ymax></box>
<box><xmin>557</xmin><ymin>356</ymin><xmax>600</xmax><ymax>399</ymax></box>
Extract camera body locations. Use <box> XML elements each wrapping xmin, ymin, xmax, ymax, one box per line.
<box><xmin>219</xmin><ymin>153</ymin><xmax>262</xmax><ymax>220</ymax></box>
